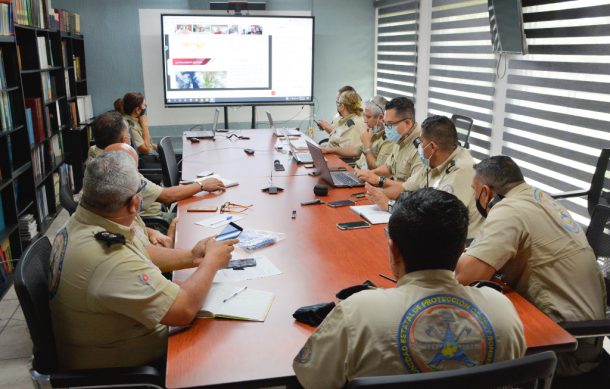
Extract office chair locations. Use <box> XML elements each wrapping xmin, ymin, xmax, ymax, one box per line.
<box><xmin>551</xmin><ymin>148</ymin><xmax>610</xmax><ymax>217</ymax></box>
<box><xmin>158</xmin><ymin>136</ymin><xmax>180</xmax><ymax>187</ymax></box>
<box><xmin>14</xmin><ymin>236</ymin><xmax>164</xmax><ymax>389</ymax></box>
<box><xmin>131</xmin><ymin>127</ymin><xmax>163</xmax><ymax>185</ymax></box>
<box><xmin>347</xmin><ymin>351</ymin><xmax>557</xmax><ymax>389</ymax></box>
<box><xmin>59</xmin><ymin>179</ymin><xmax>77</xmax><ymax>216</ymax></box>
<box><xmin>451</xmin><ymin>114</ymin><xmax>474</xmax><ymax>149</ymax></box>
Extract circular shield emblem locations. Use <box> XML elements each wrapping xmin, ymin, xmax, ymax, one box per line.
<box><xmin>397</xmin><ymin>294</ymin><xmax>496</xmax><ymax>373</ymax></box>
<box><xmin>532</xmin><ymin>188</ymin><xmax>580</xmax><ymax>233</ymax></box>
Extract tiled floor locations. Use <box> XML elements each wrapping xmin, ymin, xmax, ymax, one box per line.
<box><xmin>0</xmin><ymin>208</ymin><xmax>70</xmax><ymax>388</ymax></box>
<box><xmin>1</xmin><ymin>209</ymin><xmax>609</xmax><ymax>388</ymax></box>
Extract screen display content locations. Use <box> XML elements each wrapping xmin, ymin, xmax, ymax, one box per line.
<box><xmin>161</xmin><ymin>14</ymin><xmax>314</xmax><ymax>106</ymax></box>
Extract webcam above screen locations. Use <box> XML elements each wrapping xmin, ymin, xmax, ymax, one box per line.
<box><xmin>161</xmin><ymin>14</ymin><xmax>314</xmax><ymax>107</ymax></box>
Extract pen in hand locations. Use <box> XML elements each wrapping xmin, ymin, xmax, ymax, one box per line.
<box><xmin>223</xmin><ymin>286</ymin><xmax>248</xmax><ymax>303</ymax></box>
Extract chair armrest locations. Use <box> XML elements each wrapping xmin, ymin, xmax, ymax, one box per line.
<box><xmin>318</xmin><ymin>138</ymin><xmax>329</xmax><ymax>146</ymax></box>
<box><xmin>142</xmin><ymin>216</ymin><xmax>170</xmax><ymax>233</ymax></box>
<box><xmin>558</xmin><ymin>319</ymin><xmax>610</xmax><ymax>337</ymax></box>
<box><xmin>50</xmin><ymin>365</ymin><xmax>164</xmax><ymax>388</ymax></box>
<box><xmin>550</xmin><ymin>189</ymin><xmax>589</xmax><ymax>200</ymax></box>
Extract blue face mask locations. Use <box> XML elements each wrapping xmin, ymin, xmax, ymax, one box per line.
<box><xmin>418</xmin><ymin>142</ymin><xmax>432</xmax><ymax>168</ymax></box>
<box><xmin>385</xmin><ymin>125</ymin><xmax>400</xmax><ymax>143</ymax></box>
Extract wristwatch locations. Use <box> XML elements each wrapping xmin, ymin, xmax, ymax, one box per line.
<box><xmin>363</xmin><ymin>148</ymin><xmax>371</xmax><ymax>154</ymax></box>
<box><xmin>387</xmin><ymin>200</ymin><xmax>396</xmax><ymax>213</ymax></box>
<box><xmin>196</xmin><ymin>180</ymin><xmax>204</xmax><ymax>191</ymax></box>
<box><xmin>378</xmin><ymin>176</ymin><xmax>386</xmax><ymax>188</ymax></box>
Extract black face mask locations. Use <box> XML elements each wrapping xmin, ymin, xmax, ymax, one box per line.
<box><xmin>476</xmin><ymin>191</ymin><xmax>488</xmax><ymax>218</ymax></box>
<box><xmin>139</xmin><ymin>107</ymin><xmax>147</xmax><ymax>117</ymax></box>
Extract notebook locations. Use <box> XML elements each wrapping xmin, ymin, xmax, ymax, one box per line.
<box><xmin>350</xmin><ymin>204</ymin><xmax>391</xmax><ymax>224</ymax></box>
<box><xmin>198</xmin><ymin>285</ymin><xmax>275</xmax><ymax>322</ymax></box>
<box><xmin>306</xmin><ymin>141</ymin><xmax>364</xmax><ymax>188</ymax></box>
<box><xmin>266</xmin><ymin>111</ymin><xmax>301</xmax><ymax>137</ymax></box>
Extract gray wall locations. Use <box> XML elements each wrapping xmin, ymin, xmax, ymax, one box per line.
<box><xmin>53</xmin><ymin>0</ymin><xmax>375</xmax><ymax>137</ymax></box>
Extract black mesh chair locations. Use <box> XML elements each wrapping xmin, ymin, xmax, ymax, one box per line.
<box><xmin>451</xmin><ymin>114</ymin><xmax>474</xmax><ymax>149</ymax></box>
<box><xmin>347</xmin><ymin>351</ymin><xmax>558</xmax><ymax>389</ymax></box>
<box><xmin>14</xmin><ymin>236</ymin><xmax>164</xmax><ymax>388</ymax></box>
<box><xmin>551</xmin><ymin>148</ymin><xmax>610</xmax><ymax>217</ymax></box>
<box><xmin>158</xmin><ymin>136</ymin><xmax>180</xmax><ymax>188</ymax></box>
<box><xmin>59</xmin><ymin>180</ymin><xmax>77</xmax><ymax>216</ymax></box>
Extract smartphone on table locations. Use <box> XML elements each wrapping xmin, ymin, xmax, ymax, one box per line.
<box><xmin>226</xmin><ymin>258</ymin><xmax>257</xmax><ymax>269</ymax></box>
<box><xmin>216</xmin><ymin>222</ymin><xmax>243</xmax><ymax>241</ymax></box>
<box><xmin>337</xmin><ymin>221</ymin><xmax>371</xmax><ymax>230</ymax></box>
<box><xmin>327</xmin><ymin>199</ymin><xmax>356</xmax><ymax>208</ymax></box>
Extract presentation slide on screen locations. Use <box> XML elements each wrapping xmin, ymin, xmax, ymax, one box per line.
<box><xmin>162</xmin><ymin>15</ymin><xmax>313</xmax><ymax>105</ymax></box>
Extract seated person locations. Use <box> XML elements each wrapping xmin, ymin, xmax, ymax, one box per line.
<box><xmin>315</xmin><ymin>85</ymin><xmax>355</xmax><ymax>133</ymax></box>
<box><xmin>119</xmin><ymin>92</ymin><xmax>157</xmax><ymax>156</ymax></box>
<box><xmin>455</xmin><ymin>156</ymin><xmax>607</xmax><ymax>376</ymax></box>
<box><xmin>318</xmin><ymin>90</ymin><xmax>367</xmax><ymax>158</ymax></box>
<box><xmin>356</xmin><ymin>97</ymin><xmax>423</xmax><ymax>188</ymax></box>
<box><xmin>293</xmin><ymin>188</ymin><xmax>525</xmax><ymax>388</ymax></box>
<box><xmin>49</xmin><ymin>152</ymin><xmax>238</xmax><ymax>370</ymax></box>
<box><xmin>355</xmin><ymin>96</ymin><xmax>394</xmax><ymax>170</ymax></box>
<box><xmin>89</xmin><ymin>112</ymin><xmax>224</xmax><ymax>222</ymax></box>
<box><xmin>366</xmin><ymin>115</ymin><xmax>484</xmax><ymax>239</ymax></box>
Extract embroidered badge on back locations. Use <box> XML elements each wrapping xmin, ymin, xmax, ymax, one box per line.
<box><xmin>397</xmin><ymin>294</ymin><xmax>496</xmax><ymax>373</ymax></box>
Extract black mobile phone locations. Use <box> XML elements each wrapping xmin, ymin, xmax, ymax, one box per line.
<box><xmin>226</xmin><ymin>258</ymin><xmax>257</xmax><ymax>269</ymax></box>
<box><xmin>327</xmin><ymin>199</ymin><xmax>356</xmax><ymax>208</ymax></box>
<box><xmin>337</xmin><ymin>221</ymin><xmax>371</xmax><ymax>230</ymax></box>
<box><xmin>216</xmin><ymin>222</ymin><xmax>243</xmax><ymax>241</ymax></box>
<box><xmin>301</xmin><ymin>199</ymin><xmax>323</xmax><ymax>206</ymax></box>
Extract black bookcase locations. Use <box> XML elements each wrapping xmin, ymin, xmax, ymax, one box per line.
<box><xmin>0</xmin><ymin>19</ymin><xmax>88</xmax><ymax>299</ymax></box>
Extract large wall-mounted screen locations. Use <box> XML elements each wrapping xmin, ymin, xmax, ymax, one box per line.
<box><xmin>161</xmin><ymin>14</ymin><xmax>314</xmax><ymax>106</ymax></box>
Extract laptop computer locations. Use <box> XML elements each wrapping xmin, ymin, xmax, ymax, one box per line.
<box><xmin>184</xmin><ymin>109</ymin><xmax>219</xmax><ymax>139</ymax></box>
<box><xmin>306</xmin><ymin>141</ymin><xmax>364</xmax><ymax>187</ymax></box>
<box><xmin>288</xmin><ymin>140</ymin><xmax>313</xmax><ymax>164</ymax></box>
<box><xmin>266</xmin><ymin>111</ymin><xmax>301</xmax><ymax>137</ymax></box>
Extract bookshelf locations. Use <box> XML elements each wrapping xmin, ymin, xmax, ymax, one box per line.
<box><xmin>0</xmin><ymin>2</ymin><xmax>87</xmax><ymax>299</ymax></box>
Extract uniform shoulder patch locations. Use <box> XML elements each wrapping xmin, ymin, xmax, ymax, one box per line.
<box><xmin>94</xmin><ymin>231</ymin><xmax>126</xmax><ymax>247</ymax></box>
<box><xmin>49</xmin><ymin>228</ymin><xmax>69</xmax><ymax>298</ymax></box>
<box><xmin>532</xmin><ymin>188</ymin><xmax>580</xmax><ymax>233</ymax></box>
<box><xmin>294</xmin><ymin>338</ymin><xmax>313</xmax><ymax>365</ymax></box>
<box><xmin>396</xmin><ymin>294</ymin><xmax>496</xmax><ymax>373</ymax></box>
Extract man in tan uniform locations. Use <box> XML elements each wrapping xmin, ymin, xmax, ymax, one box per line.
<box><xmin>293</xmin><ymin>188</ymin><xmax>525</xmax><ymax>389</ymax></box>
<box><xmin>49</xmin><ymin>152</ymin><xmax>237</xmax><ymax>370</ymax></box>
<box><xmin>355</xmin><ymin>96</ymin><xmax>394</xmax><ymax>170</ymax></box>
<box><xmin>356</xmin><ymin>97</ymin><xmax>423</xmax><ymax>189</ymax></box>
<box><xmin>89</xmin><ymin>112</ymin><xmax>224</xmax><ymax>221</ymax></box>
<box><xmin>455</xmin><ymin>155</ymin><xmax>607</xmax><ymax>376</ymax></box>
<box><xmin>367</xmin><ymin>116</ymin><xmax>483</xmax><ymax>239</ymax></box>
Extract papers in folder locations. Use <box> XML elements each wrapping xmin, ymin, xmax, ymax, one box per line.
<box><xmin>199</xmin><ymin>284</ymin><xmax>275</xmax><ymax>322</ymax></box>
<box><xmin>350</xmin><ymin>204</ymin><xmax>391</xmax><ymax>224</ymax></box>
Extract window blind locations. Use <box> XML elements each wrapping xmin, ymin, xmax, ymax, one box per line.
<box><xmin>374</xmin><ymin>0</ymin><xmax>420</xmax><ymax>101</ymax></box>
<box><xmin>428</xmin><ymin>0</ymin><xmax>496</xmax><ymax>162</ymax></box>
<box><xmin>503</xmin><ymin>0</ymin><xmax>610</xmax><ymax>225</ymax></box>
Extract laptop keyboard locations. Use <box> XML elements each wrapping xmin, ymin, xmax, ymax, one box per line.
<box><xmin>333</xmin><ymin>172</ymin><xmax>363</xmax><ymax>186</ymax></box>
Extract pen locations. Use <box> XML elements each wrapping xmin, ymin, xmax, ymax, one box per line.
<box><xmin>223</xmin><ymin>286</ymin><xmax>248</xmax><ymax>303</ymax></box>
<box><xmin>187</xmin><ymin>208</ymin><xmax>218</xmax><ymax>213</ymax></box>
<box><xmin>210</xmin><ymin>215</ymin><xmax>232</xmax><ymax>226</ymax></box>
<box><xmin>378</xmin><ymin>273</ymin><xmax>397</xmax><ymax>283</ymax></box>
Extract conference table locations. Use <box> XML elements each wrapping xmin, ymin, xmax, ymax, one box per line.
<box><xmin>167</xmin><ymin>129</ymin><xmax>576</xmax><ymax>388</ymax></box>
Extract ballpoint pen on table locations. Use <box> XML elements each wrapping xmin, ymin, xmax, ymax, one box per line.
<box><xmin>222</xmin><ymin>286</ymin><xmax>248</xmax><ymax>303</ymax></box>
<box><xmin>210</xmin><ymin>215</ymin><xmax>233</xmax><ymax>226</ymax></box>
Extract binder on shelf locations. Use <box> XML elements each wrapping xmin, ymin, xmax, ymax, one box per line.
<box><xmin>25</xmin><ymin>98</ymin><xmax>45</xmax><ymax>142</ymax></box>
<box><xmin>0</xmin><ymin>2</ymin><xmax>14</xmax><ymax>36</ymax></box>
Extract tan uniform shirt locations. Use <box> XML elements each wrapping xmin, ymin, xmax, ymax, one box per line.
<box><xmin>49</xmin><ymin>206</ymin><xmax>179</xmax><ymax>370</ymax></box>
<box><xmin>86</xmin><ymin>146</ymin><xmax>164</xmax><ymax>217</ymax></box>
<box><xmin>294</xmin><ymin>270</ymin><xmax>525</xmax><ymax>389</ymax></box>
<box><xmin>466</xmin><ymin>183</ymin><xmax>607</xmax><ymax>375</ymax></box>
<box><xmin>384</xmin><ymin>123</ymin><xmax>423</xmax><ymax>182</ymax></box>
<box><xmin>328</xmin><ymin>114</ymin><xmax>366</xmax><ymax>149</ymax></box>
<box><xmin>402</xmin><ymin>147</ymin><xmax>483</xmax><ymax>239</ymax></box>
<box><xmin>355</xmin><ymin>130</ymin><xmax>394</xmax><ymax>169</ymax></box>
<box><xmin>124</xmin><ymin>114</ymin><xmax>145</xmax><ymax>152</ymax></box>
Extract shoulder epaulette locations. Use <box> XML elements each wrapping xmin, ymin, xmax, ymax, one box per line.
<box><xmin>94</xmin><ymin>231</ymin><xmax>126</xmax><ymax>247</ymax></box>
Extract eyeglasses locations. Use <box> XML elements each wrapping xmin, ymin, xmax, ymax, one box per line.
<box><xmin>383</xmin><ymin>117</ymin><xmax>410</xmax><ymax>127</ymax></box>
<box><xmin>135</xmin><ymin>179</ymin><xmax>147</xmax><ymax>195</ymax></box>
<box><xmin>369</xmin><ymin>99</ymin><xmax>385</xmax><ymax>114</ymax></box>
<box><xmin>220</xmin><ymin>201</ymin><xmax>252</xmax><ymax>214</ymax></box>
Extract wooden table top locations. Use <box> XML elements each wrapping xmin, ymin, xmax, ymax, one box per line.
<box><xmin>167</xmin><ymin>129</ymin><xmax>576</xmax><ymax>388</ymax></box>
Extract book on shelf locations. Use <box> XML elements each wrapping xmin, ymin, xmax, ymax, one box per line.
<box><xmin>0</xmin><ymin>1</ymin><xmax>14</xmax><ymax>36</ymax></box>
<box><xmin>31</xmin><ymin>143</ymin><xmax>45</xmax><ymax>179</ymax></box>
<box><xmin>25</xmin><ymin>97</ymin><xmax>45</xmax><ymax>141</ymax></box>
<box><xmin>0</xmin><ymin>195</ymin><xmax>5</xmax><ymax>233</ymax></box>
<box><xmin>53</xmin><ymin>172</ymin><xmax>59</xmax><ymax>207</ymax></box>
<box><xmin>68</xmin><ymin>100</ymin><xmax>77</xmax><ymax>127</ymax></box>
<box><xmin>0</xmin><ymin>48</ymin><xmax>6</xmax><ymax>89</ymax></box>
<box><xmin>25</xmin><ymin>107</ymin><xmax>34</xmax><ymax>145</ymax></box>
<box><xmin>64</xmin><ymin>69</ymin><xmax>70</xmax><ymax>98</ymax></box>
<box><xmin>59</xmin><ymin>163</ymin><xmax>74</xmax><ymax>192</ymax></box>
<box><xmin>50</xmin><ymin>134</ymin><xmax>61</xmax><ymax>162</ymax></box>
<box><xmin>55</xmin><ymin>101</ymin><xmax>62</xmax><ymax>128</ymax></box>
<box><xmin>12</xmin><ymin>0</ymin><xmax>49</xmax><ymax>29</ymax></box>
<box><xmin>0</xmin><ymin>90</ymin><xmax>13</xmax><ymax>131</ymax></box>
<box><xmin>35</xmin><ymin>186</ymin><xmax>48</xmax><ymax>223</ymax></box>
<box><xmin>76</xmin><ymin>95</ymin><xmax>93</xmax><ymax>122</ymax></box>
<box><xmin>18</xmin><ymin>213</ymin><xmax>37</xmax><ymax>243</ymax></box>
<box><xmin>73</xmin><ymin>55</ymin><xmax>81</xmax><ymax>80</ymax></box>
<box><xmin>0</xmin><ymin>237</ymin><xmax>13</xmax><ymax>274</ymax></box>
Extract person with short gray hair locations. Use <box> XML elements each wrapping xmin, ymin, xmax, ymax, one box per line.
<box><xmin>81</xmin><ymin>152</ymin><xmax>140</xmax><ymax>213</ymax></box>
<box><xmin>355</xmin><ymin>96</ymin><xmax>393</xmax><ymax>170</ymax></box>
<box><xmin>48</xmin><ymin>152</ymin><xmax>238</xmax><ymax>371</ymax></box>
<box><xmin>456</xmin><ymin>155</ymin><xmax>607</xmax><ymax>376</ymax></box>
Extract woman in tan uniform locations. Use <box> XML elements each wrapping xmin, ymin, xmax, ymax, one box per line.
<box><xmin>319</xmin><ymin>90</ymin><xmax>367</xmax><ymax>157</ymax></box>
